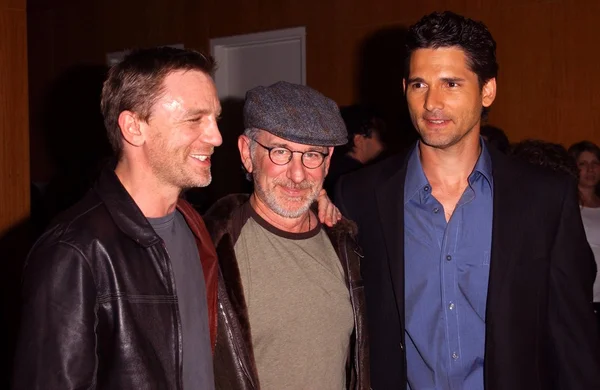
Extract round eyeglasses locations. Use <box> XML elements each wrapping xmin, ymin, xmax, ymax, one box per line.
<box><xmin>252</xmin><ymin>139</ymin><xmax>329</xmax><ymax>169</ymax></box>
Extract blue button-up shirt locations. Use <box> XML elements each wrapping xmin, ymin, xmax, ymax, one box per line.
<box><xmin>404</xmin><ymin>140</ymin><xmax>493</xmax><ymax>390</ymax></box>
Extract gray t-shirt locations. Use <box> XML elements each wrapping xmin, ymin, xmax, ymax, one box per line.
<box><xmin>148</xmin><ymin>210</ymin><xmax>214</xmax><ymax>390</ymax></box>
<box><xmin>233</xmin><ymin>204</ymin><xmax>354</xmax><ymax>389</ymax></box>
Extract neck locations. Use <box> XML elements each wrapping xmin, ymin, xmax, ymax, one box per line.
<box><xmin>115</xmin><ymin>158</ymin><xmax>181</xmax><ymax>218</ymax></box>
<box><xmin>579</xmin><ymin>185</ymin><xmax>600</xmax><ymax>207</ymax></box>
<box><xmin>419</xmin><ymin>135</ymin><xmax>481</xmax><ymax>188</ymax></box>
<box><xmin>250</xmin><ymin>193</ymin><xmax>314</xmax><ymax>233</ymax></box>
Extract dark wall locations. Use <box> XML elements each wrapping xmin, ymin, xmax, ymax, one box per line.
<box><xmin>28</xmin><ymin>0</ymin><xmax>600</xmax><ymax>184</ymax></box>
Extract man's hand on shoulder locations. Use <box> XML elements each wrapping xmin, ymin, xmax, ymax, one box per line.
<box><xmin>316</xmin><ymin>189</ymin><xmax>342</xmax><ymax>227</ymax></box>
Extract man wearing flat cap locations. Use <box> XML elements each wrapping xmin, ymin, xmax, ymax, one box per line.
<box><xmin>204</xmin><ymin>81</ymin><xmax>370</xmax><ymax>390</ymax></box>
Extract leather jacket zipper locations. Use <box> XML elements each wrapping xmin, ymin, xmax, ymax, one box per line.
<box><xmin>219</xmin><ymin>302</ymin><xmax>256</xmax><ymax>389</ymax></box>
<box><xmin>162</xmin><ymin>242</ymin><xmax>185</xmax><ymax>390</ymax></box>
<box><xmin>340</xmin><ymin>235</ymin><xmax>362</xmax><ymax>387</ymax></box>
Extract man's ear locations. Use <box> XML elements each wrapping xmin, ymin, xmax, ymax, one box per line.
<box><xmin>353</xmin><ymin>134</ymin><xmax>365</xmax><ymax>149</ymax></box>
<box><xmin>238</xmin><ymin>135</ymin><xmax>254</xmax><ymax>173</ymax></box>
<box><xmin>118</xmin><ymin>110</ymin><xmax>145</xmax><ymax>147</ymax></box>
<box><xmin>403</xmin><ymin>78</ymin><xmax>407</xmax><ymax>95</ymax></box>
<box><xmin>482</xmin><ymin>77</ymin><xmax>497</xmax><ymax>108</ymax></box>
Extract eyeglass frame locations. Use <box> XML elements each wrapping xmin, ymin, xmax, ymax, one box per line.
<box><xmin>250</xmin><ymin>138</ymin><xmax>330</xmax><ymax>169</ymax></box>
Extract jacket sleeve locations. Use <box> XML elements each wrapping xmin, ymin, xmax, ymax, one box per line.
<box><xmin>12</xmin><ymin>241</ymin><xmax>98</xmax><ymax>390</ymax></box>
<box><xmin>549</xmin><ymin>180</ymin><xmax>600</xmax><ymax>389</ymax></box>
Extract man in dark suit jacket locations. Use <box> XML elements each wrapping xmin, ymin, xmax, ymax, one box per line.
<box><xmin>335</xmin><ymin>11</ymin><xmax>600</xmax><ymax>390</ymax></box>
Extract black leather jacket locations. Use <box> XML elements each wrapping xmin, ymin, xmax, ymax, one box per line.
<box><xmin>203</xmin><ymin>194</ymin><xmax>370</xmax><ymax>390</ymax></box>
<box><xmin>12</xmin><ymin>169</ymin><xmax>219</xmax><ymax>390</ymax></box>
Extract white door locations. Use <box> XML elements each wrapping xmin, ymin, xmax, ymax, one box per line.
<box><xmin>210</xmin><ymin>27</ymin><xmax>306</xmax><ymax>100</ymax></box>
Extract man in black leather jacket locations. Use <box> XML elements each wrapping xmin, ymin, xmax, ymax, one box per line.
<box><xmin>12</xmin><ymin>47</ymin><xmax>223</xmax><ymax>390</ymax></box>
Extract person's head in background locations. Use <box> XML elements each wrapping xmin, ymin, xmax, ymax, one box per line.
<box><xmin>511</xmin><ymin>139</ymin><xmax>578</xmax><ymax>179</ymax></box>
<box><xmin>568</xmin><ymin>141</ymin><xmax>600</xmax><ymax>207</ymax></box>
<box><xmin>481</xmin><ymin>125</ymin><xmax>510</xmax><ymax>154</ymax></box>
<box><xmin>339</xmin><ymin>104</ymin><xmax>386</xmax><ymax>164</ymax></box>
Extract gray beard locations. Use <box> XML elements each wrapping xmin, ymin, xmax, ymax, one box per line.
<box><xmin>252</xmin><ymin>174</ymin><xmax>320</xmax><ymax>219</ymax></box>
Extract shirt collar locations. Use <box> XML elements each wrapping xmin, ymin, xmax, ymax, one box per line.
<box><xmin>473</xmin><ymin>139</ymin><xmax>494</xmax><ymax>188</ymax></box>
<box><xmin>404</xmin><ymin>144</ymin><xmax>430</xmax><ymax>204</ymax></box>
<box><xmin>404</xmin><ymin>137</ymin><xmax>494</xmax><ymax>205</ymax></box>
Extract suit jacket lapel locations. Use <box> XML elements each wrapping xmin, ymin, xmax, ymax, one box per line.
<box><xmin>487</xmin><ymin>149</ymin><xmax>525</xmax><ymax>325</ymax></box>
<box><xmin>375</xmin><ymin>159</ymin><xmax>408</xmax><ymax>321</ymax></box>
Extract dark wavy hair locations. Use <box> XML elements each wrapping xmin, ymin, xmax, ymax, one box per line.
<box><xmin>568</xmin><ymin>141</ymin><xmax>600</xmax><ymax>196</ymax></box>
<box><xmin>511</xmin><ymin>139</ymin><xmax>578</xmax><ymax>179</ymax></box>
<box><xmin>339</xmin><ymin>104</ymin><xmax>386</xmax><ymax>153</ymax></box>
<box><xmin>405</xmin><ymin>11</ymin><xmax>498</xmax><ymax>88</ymax></box>
<box><xmin>568</xmin><ymin>140</ymin><xmax>600</xmax><ymax>163</ymax></box>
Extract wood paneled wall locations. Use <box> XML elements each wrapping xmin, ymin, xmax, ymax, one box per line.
<box><xmin>1</xmin><ymin>0</ymin><xmax>29</xmax><ymax>384</ymax></box>
<box><xmin>27</xmin><ymin>0</ymin><xmax>600</xmax><ymax>182</ymax></box>
<box><xmin>1</xmin><ymin>0</ymin><xmax>29</xmax><ymax>236</ymax></box>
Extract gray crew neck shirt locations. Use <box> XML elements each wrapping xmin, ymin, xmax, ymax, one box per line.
<box><xmin>148</xmin><ymin>210</ymin><xmax>214</xmax><ymax>390</ymax></box>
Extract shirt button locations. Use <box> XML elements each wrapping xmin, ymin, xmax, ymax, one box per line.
<box><xmin>452</xmin><ymin>352</ymin><xmax>459</xmax><ymax>360</ymax></box>
<box><xmin>424</xmin><ymin>185</ymin><xmax>430</xmax><ymax>192</ymax></box>
<box><xmin>446</xmin><ymin>255</ymin><xmax>452</xmax><ymax>261</ymax></box>
<box><xmin>433</xmin><ymin>207</ymin><xmax>439</xmax><ymax>214</ymax></box>
<box><xmin>448</xmin><ymin>302</ymin><xmax>455</xmax><ymax>310</ymax></box>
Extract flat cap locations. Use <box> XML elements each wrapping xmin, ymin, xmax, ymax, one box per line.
<box><xmin>243</xmin><ymin>81</ymin><xmax>347</xmax><ymax>146</ymax></box>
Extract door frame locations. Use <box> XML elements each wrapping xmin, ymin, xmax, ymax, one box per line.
<box><xmin>209</xmin><ymin>27</ymin><xmax>306</xmax><ymax>99</ymax></box>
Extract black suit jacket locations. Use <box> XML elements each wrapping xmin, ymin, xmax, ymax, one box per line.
<box><xmin>335</xmin><ymin>146</ymin><xmax>600</xmax><ymax>390</ymax></box>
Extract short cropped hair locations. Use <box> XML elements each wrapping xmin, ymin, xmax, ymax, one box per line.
<box><xmin>100</xmin><ymin>46</ymin><xmax>216</xmax><ymax>157</ymax></box>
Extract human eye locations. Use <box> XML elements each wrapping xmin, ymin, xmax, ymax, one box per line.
<box><xmin>269</xmin><ymin>148</ymin><xmax>290</xmax><ymax>163</ymax></box>
<box><xmin>272</xmin><ymin>148</ymin><xmax>289</xmax><ymax>156</ymax></box>
<box><xmin>187</xmin><ymin>116</ymin><xmax>202</xmax><ymax>123</ymax></box>
<box><xmin>411</xmin><ymin>82</ymin><xmax>427</xmax><ymax>89</ymax></box>
<box><xmin>445</xmin><ymin>79</ymin><xmax>462</xmax><ymax>88</ymax></box>
<box><xmin>303</xmin><ymin>151</ymin><xmax>322</xmax><ymax>160</ymax></box>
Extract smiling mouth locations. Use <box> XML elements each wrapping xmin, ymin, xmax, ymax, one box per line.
<box><xmin>425</xmin><ymin>119</ymin><xmax>449</xmax><ymax>124</ymax></box>
<box><xmin>281</xmin><ymin>186</ymin><xmax>304</xmax><ymax>192</ymax></box>
<box><xmin>191</xmin><ymin>154</ymin><xmax>210</xmax><ymax>162</ymax></box>
<box><xmin>279</xmin><ymin>185</ymin><xmax>310</xmax><ymax>198</ymax></box>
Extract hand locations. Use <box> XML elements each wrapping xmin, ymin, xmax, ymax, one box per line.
<box><xmin>316</xmin><ymin>189</ymin><xmax>342</xmax><ymax>227</ymax></box>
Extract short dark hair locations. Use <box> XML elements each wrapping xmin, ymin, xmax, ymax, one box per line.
<box><xmin>511</xmin><ymin>139</ymin><xmax>578</xmax><ymax>179</ymax></box>
<box><xmin>100</xmin><ymin>46</ymin><xmax>216</xmax><ymax>157</ymax></box>
<box><xmin>568</xmin><ymin>140</ymin><xmax>600</xmax><ymax>163</ymax></box>
<box><xmin>405</xmin><ymin>11</ymin><xmax>498</xmax><ymax>88</ymax></box>
<box><xmin>339</xmin><ymin>104</ymin><xmax>385</xmax><ymax>151</ymax></box>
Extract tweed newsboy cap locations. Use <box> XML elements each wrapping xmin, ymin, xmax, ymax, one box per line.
<box><xmin>243</xmin><ymin>81</ymin><xmax>348</xmax><ymax>146</ymax></box>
